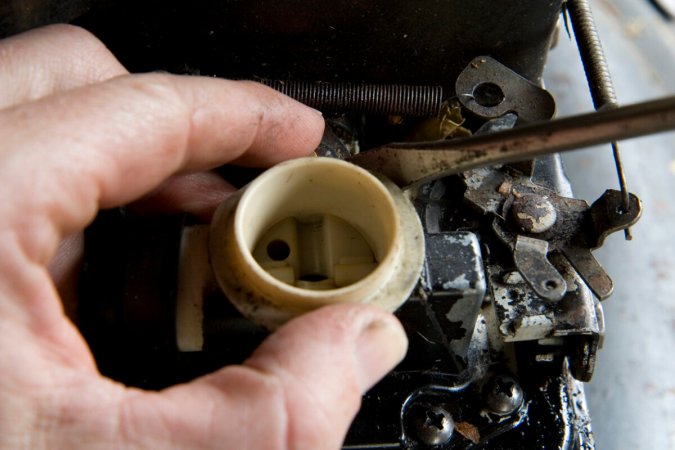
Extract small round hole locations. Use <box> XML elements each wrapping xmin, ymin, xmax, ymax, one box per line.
<box><xmin>473</xmin><ymin>82</ymin><xmax>505</xmax><ymax>107</ymax></box>
<box><xmin>267</xmin><ymin>240</ymin><xmax>291</xmax><ymax>261</ymax></box>
<box><xmin>544</xmin><ymin>280</ymin><xmax>559</xmax><ymax>290</ymax></box>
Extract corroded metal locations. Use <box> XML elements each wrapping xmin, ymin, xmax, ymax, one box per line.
<box><xmin>350</xmin><ymin>95</ymin><xmax>675</xmax><ymax>188</ymax></box>
<box><xmin>455</xmin><ymin>56</ymin><xmax>556</xmax><ymax>122</ymax></box>
<box><xmin>511</xmin><ymin>194</ymin><xmax>558</xmax><ymax>234</ymax></box>
<box><xmin>514</xmin><ymin>236</ymin><xmax>567</xmax><ymax>301</ymax></box>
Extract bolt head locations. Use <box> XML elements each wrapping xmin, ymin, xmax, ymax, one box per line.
<box><xmin>511</xmin><ymin>193</ymin><xmax>557</xmax><ymax>234</ymax></box>
<box><xmin>484</xmin><ymin>375</ymin><xmax>524</xmax><ymax>415</ymax></box>
<box><xmin>411</xmin><ymin>405</ymin><xmax>454</xmax><ymax>446</ymax></box>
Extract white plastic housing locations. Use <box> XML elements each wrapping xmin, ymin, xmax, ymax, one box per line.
<box><xmin>209</xmin><ymin>157</ymin><xmax>425</xmax><ymax>329</ymax></box>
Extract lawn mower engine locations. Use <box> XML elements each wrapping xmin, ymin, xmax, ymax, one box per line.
<box><xmin>0</xmin><ymin>1</ymin><xmax>645</xmax><ymax>448</ymax></box>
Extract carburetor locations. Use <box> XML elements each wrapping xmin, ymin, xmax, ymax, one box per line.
<box><xmin>3</xmin><ymin>0</ymin><xmax>673</xmax><ymax>448</ymax></box>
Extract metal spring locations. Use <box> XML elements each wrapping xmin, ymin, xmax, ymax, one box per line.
<box><xmin>568</xmin><ymin>0</ymin><xmax>631</xmax><ymax>238</ymax></box>
<box><xmin>567</xmin><ymin>0</ymin><xmax>618</xmax><ymax>109</ymax></box>
<box><xmin>261</xmin><ymin>80</ymin><xmax>444</xmax><ymax>117</ymax></box>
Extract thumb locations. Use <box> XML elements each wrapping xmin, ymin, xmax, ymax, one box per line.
<box><xmin>120</xmin><ymin>304</ymin><xmax>408</xmax><ymax>450</ymax></box>
<box><xmin>244</xmin><ymin>304</ymin><xmax>409</xmax><ymax>448</ymax></box>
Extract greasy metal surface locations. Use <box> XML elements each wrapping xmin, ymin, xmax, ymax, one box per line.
<box><xmin>422</xmin><ymin>232</ymin><xmax>487</xmax><ymax>367</ymax></box>
<box><xmin>396</xmin><ymin>381</ymin><xmax>530</xmax><ymax>449</ymax></box>
<box><xmin>463</xmin><ymin>163</ymin><xmax>640</xmax><ymax>304</ymax></box>
<box><xmin>349</xmin><ymin>95</ymin><xmax>675</xmax><ymax>187</ymax></box>
<box><xmin>346</xmin><ymin>354</ymin><xmax>596</xmax><ymax>448</ymax></box>
<box><xmin>513</xmin><ymin>235</ymin><xmax>568</xmax><ymax>301</ymax></box>
<box><xmin>545</xmin><ymin>0</ymin><xmax>675</xmax><ymax>447</ymax></box>
<box><xmin>493</xmin><ymin>188</ymin><xmax>640</xmax><ymax>301</ymax></box>
<box><xmin>316</xmin><ymin>124</ymin><xmax>352</xmax><ymax>159</ymax></box>
<box><xmin>489</xmin><ymin>256</ymin><xmax>600</xmax><ymax>344</ymax></box>
<box><xmin>262</xmin><ymin>81</ymin><xmax>444</xmax><ymax>116</ymax></box>
<box><xmin>455</xmin><ymin>56</ymin><xmax>556</xmax><ymax>122</ymax></box>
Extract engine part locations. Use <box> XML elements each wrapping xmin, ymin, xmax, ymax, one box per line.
<box><xmin>455</xmin><ymin>56</ymin><xmax>556</xmax><ymax>123</ymax></box>
<box><xmin>261</xmin><ymin>81</ymin><xmax>444</xmax><ymax>117</ymax></box>
<box><xmin>207</xmin><ymin>157</ymin><xmax>425</xmax><ymax>328</ymax></box>
<box><xmin>7</xmin><ymin>0</ymin><xmax>662</xmax><ymax>448</ymax></box>
<box><xmin>349</xmin><ymin>95</ymin><xmax>675</xmax><ymax>187</ymax></box>
<box><xmin>566</xmin><ymin>0</ymin><xmax>632</xmax><ymax>236</ymax></box>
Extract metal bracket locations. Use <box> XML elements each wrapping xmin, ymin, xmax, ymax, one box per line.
<box><xmin>514</xmin><ymin>236</ymin><xmax>567</xmax><ymax>301</ymax></box>
<box><xmin>464</xmin><ymin>168</ymin><xmax>642</xmax><ymax>301</ymax></box>
<box><xmin>455</xmin><ymin>56</ymin><xmax>556</xmax><ymax>123</ymax></box>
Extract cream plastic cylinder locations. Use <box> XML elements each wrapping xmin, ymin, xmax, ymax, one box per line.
<box><xmin>209</xmin><ymin>157</ymin><xmax>425</xmax><ymax>329</ymax></box>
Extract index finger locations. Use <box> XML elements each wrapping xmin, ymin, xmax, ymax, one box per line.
<box><xmin>0</xmin><ymin>74</ymin><xmax>324</xmax><ymax>265</ymax></box>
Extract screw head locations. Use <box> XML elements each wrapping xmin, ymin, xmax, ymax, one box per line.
<box><xmin>484</xmin><ymin>375</ymin><xmax>524</xmax><ymax>415</ymax></box>
<box><xmin>511</xmin><ymin>193</ymin><xmax>557</xmax><ymax>234</ymax></box>
<box><xmin>411</xmin><ymin>405</ymin><xmax>454</xmax><ymax>446</ymax></box>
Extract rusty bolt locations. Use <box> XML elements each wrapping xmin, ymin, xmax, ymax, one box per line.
<box><xmin>511</xmin><ymin>193</ymin><xmax>557</xmax><ymax>234</ymax></box>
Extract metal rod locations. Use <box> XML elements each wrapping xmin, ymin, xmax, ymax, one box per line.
<box><xmin>349</xmin><ymin>95</ymin><xmax>675</xmax><ymax>188</ymax></box>
<box><xmin>567</xmin><ymin>0</ymin><xmax>632</xmax><ymax>238</ymax></box>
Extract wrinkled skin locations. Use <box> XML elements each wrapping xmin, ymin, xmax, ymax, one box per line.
<box><xmin>0</xmin><ymin>25</ymin><xmax>408</xmax><ymax>450</ymax></box>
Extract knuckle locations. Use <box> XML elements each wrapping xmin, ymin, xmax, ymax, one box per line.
<box><xmin>44</xmin><ymin>24</ymin><xmax>102</xmax><ymax>49</ymax></box>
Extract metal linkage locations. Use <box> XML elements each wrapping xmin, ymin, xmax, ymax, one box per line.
<box><xmin>350</xmin><ymin>95</ymin><xmax>675</xmax><ymax>188</ymax></box>
<box><xmin>261</xmin><ymin>80</ymin><xmax>444</xmax><ymax>117</ymax></box>
<box><xmin>567</xmin><ymin>0</ymin><xmax>632</xmax><ymax>238</ymax></box>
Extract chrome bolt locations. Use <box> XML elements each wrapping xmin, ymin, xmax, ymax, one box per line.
<box><xmin>484</xmin><ymin>375</ymin><xmax>524</xmax><ymax>415</ymax></box>
<box><xmin>412</xmin><ymin>406</ymin><xmax>454</xmax><ymax>447</ymax></box>
<box><xmin>511</xmin><ymin>193</ymin><xmax>557</xmax><ymax>234</ymax></box>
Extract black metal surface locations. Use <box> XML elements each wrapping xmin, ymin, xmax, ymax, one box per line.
<box><xmin>78</xmin><ymin>160</ymin><xmax>599</xmax><ymax>449</ymax></box>
<box><xmin>1</xmin><ymin>0</ymin><xmax>562</xmax><ymax>87</ymax></box>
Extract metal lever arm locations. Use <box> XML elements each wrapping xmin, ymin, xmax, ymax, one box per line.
<box><xmin>349</xmin><ymin>95</ymin><xmax>675</xmax><ymax>188</ymax></box>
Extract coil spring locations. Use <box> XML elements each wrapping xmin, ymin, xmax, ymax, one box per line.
<box><xmin>567</xmin><ymin>0</ymin><xmax>618</xmax><ymax>109</ymax></box>
<box><xmin>262</xmin><ymin>80</ymin><xmax>444</xmax><ymax>117</ymax></box>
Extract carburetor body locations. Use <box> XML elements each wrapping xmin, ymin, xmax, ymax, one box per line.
<box><xmin>0</xmin><ymin>1</ymin><xmax>651</xmax><ymax>448</ymax></box>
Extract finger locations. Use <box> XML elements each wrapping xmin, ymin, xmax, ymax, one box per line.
<box><xmin>47</xmin><ymin>233</ymin><xmax>84</xmax><ymax>323</ymax></box>
<box><xmin>129</xmin><ymin>172</ymin><xmax>237</xmax><ymax>222</ymax></box>
<box><xmin>118</xmin><ymin>304</ymin><xmax>408</xmax><ymax>450</ymax></box>
<box><xmin>0</xmin><ymin>74</ymin><xmax>324</xmax><ymax>269</ymax></box>
<box><xmin>0</xmin><ymin>24</ymin><xmax>128</xmax><ymax>109</ymax></box>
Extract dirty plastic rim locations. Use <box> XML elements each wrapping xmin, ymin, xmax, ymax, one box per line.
<box><xmin>233</xmin><ymin>157</ymin><xmax>401</xmax><ymax>299</ymax></box>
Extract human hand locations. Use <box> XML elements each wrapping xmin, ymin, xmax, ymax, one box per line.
<box><xmin>0</xmin><ymin>25</ymin><xmax>408</xmax><ymax>449</ymax></box>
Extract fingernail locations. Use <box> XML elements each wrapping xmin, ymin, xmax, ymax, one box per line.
<box><xmin>310</xmin><ymin>107</ymin><xmax>323</xmax><ymax>117</ymax></box>
<box><xmin>354</xmin><ymin>317</ymin><xmax>408</xmax><ymax>392</ymax></box>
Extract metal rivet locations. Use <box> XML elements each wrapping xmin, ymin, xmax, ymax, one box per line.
<box><xmin>511</xmin><ymin>193</ymin><xmax>557</xmax><ymax>234</ymax></box>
